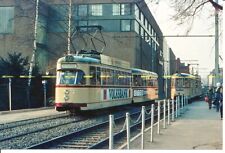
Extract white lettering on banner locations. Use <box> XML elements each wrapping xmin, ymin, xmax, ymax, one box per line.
<box><xmin>103</xmin><ymin>88</ymin><xmax>129</xmax><ymax>100</ymax></box>
<box><xmin>133</xmin><ymin>89</ymin><xmax>147</xmax><ymax>97</ymax></box>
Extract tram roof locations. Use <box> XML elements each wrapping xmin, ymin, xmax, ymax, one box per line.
<box><xmin>172</xmin><ymin>73</ymin><xmax>196</xmax><ymax>79</ymax></box>
<box><xmin>132</xmin><ymin>68</ymin><xmax>158</xmax><ymax>77</ymax></box>
<box><xmin>58</xmin><ymin>55</ymin><xmax>101</xmax><ymax>64</ymax></box>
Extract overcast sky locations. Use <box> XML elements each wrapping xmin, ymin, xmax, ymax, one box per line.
<box><xmin>146</xmin><ymin>0</ymin><xmax>223</xmax><ymax>82</ymax></box>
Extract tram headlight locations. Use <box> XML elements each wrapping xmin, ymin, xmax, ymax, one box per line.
<box><xmin>64</xmin><ymin>95</ymin><xmax>69</xmax><ymax>101</ymax></box>
<box><xmin>64</xmin><ymin>90</ymin><xmax>70</xmax><ymax>94</ymax></box>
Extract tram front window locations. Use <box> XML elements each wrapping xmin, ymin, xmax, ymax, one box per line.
<box><xmin>57</xmin><ymin>70</ymin><xmax>85</xmax><ymax>85</ymax></box>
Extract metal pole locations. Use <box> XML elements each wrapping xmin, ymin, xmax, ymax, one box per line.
<box><xmin>42</xmin><ymin>80</ymin><xmax>47</xmax><ymax>107</ymax></box>
<box><xmin>167</xmin><ymin>99</ymin><xmax>170</xmax><ymax>125</ymax></box>
<box><xmin>172</xmin><ymin>99</ymin><xmax>175</xmax><ymax>121</ymax></box>
<box><xmin>178</xmin><ymin>96</ymin><xmax>180</xmax><ymax>116</ymax></box>
<box><xmin>67</xmin><ymin>0</ymin><xmax>72</xmax><ymax>54</ymax></box>
<box><xmin>150</xmin><ymin>104</ymin><xmax>154</xmax><ymax>142</ymax></box>
<box><xmin>182</xmin><ymin>95</ymin><xmax>184</xmax><ymax>111</ymax></box>
<box><xmin>126</xmin><ymin>113</ymin><xmax>130</xmax><ymax>149</ymax></box>
<box><xmin>181</xmin><ymin>95</ymin><xmax>183</xmax><ymax>113</ymax></box>
<box><xmin>157</xmin><ymin>101</ymin><xmax>160</xmax><ymax>134</ymax></box>
<box><xmin>175</xmin><ymin>98</ymin><xmax>178</xmax><ymax>118</ymax></box>
<box><xmin>163</xmin><ymin>99</ymin><xmax>166</xmax><ymax>128</ymax></box>
<box><xmin>214</xmin><ymin>0</ymin><xmax>219</xmax><ymax>86</ymax></box>
<box><xmin>9</xmin><ymin>78</ymin><xmax>12</xmax><ymax>111</ymax></box>
<box><xmin>109</xmin><ymin>115</ymin><xmax>114</xmax><ymax>149</ymax></box>
<box><xmin>141</xmin><ymin>106</ymin><xmax>145</xmax><ymax>149</ymax></box>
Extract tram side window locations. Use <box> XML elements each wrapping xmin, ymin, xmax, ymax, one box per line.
<box><xmin>90</xmin><ymin>66</ymin><xmax>96</xmax><ymax>85</ymax></box>
<box><xmin>101</xmin><ymin>68</ymin><xmax>107</xmax><ymax>85</ymax></box>
<box><xmin>96</xmin><ymin>67</ymin><xmax>101</xmax><ymax>85</ymax></box>
<box><xmin>133</xmin><ymin>75</ymin><xmax>142</xmax><ymax>86</ymax></box>
<box><xmin>184</xmin><ymin>78</ymin><xmax>190</xmax><ymax>87</ymax></box>
<box><xmin>176</xmin><ymin>78</ymin><xmax>183</xmax><ymax>88</ymax></box>
<box><xmin>125</xmin><ymin>72</ymin><xmax>131</xmax><ymax>85</ymax></box>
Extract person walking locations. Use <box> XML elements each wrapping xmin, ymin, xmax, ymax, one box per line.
<box><xmin>219</xmin><ymin>85</ymin><xmax>223</xmax><ymax>120</ymax></box>
<box><xmin>214</xmin><ymin>82</ymin><xmax>222</xmax><ymax>112</ymax></box>
<box><xmin>207</xmin><ymin>87</ymin><xmax>214</xmax><ymax>109</ymax></box>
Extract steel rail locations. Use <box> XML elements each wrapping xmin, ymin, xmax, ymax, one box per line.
<box><xmin>0</xmin><ymin>117</ymin><xmax>85</xmax><ymax>142</ymax></box>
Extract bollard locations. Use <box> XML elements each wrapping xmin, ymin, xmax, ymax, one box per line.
<box><xmin>109</xmin><ymin>115</ymin><xmax>114</xmax><ymax>149</ymax></box>
<box><xmin>150</xmin><ymin>104</ymin><xmax>154</xmax><ymax>142</ymax></box>
<box><xmin>141</xmin><ymin>106</ymin><xmax>145</xmax><ymax>149</ymax></box>
<box><xmin>167</xmin><ymin>99</ymin><xmax>170</xmax><ymax>125</ymax></box>
<box><xmin>175</xmin><ymin>98</ymin><xmax>178</xmax><ymax>118</ymax></box>
<box><xmin>182</xmin><ymin>95</ymin><xmax>184</xmax><ymax>111</ymax></box>
<box><xmin>180</xmin><ymin>95</ymin><xmax>183</xmax><ymax>114</ymax></box>
<box><xmin>163</xmin><ymin>99</ymin><xmax>166</xmax><ymax>129</ymax></box>
<box><xmin>157</xmin><ymin>101</ymin><xmax>160</xmax><ymax>134</ymax></box>
<box><xmin>126</xmin><ymin>113</ymin><xmax>130</xmax><ymax>149</ymax></box>
<box><xmin>172</xmin><ymin>99</ymin><xmax>175</xmax><ymax>121</ymax></box>
<box><xmin>8</xmin><ymin>78</ymin><xmax>12</xmax><ymax>111</ymax></box>
<box><xmin>178</xmin><ymin>96</ymin><xmax>180</xmax><ymax>116</ymax></box>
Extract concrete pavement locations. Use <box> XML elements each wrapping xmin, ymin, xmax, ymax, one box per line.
<box><xmin>125</xmin><ymin>100</ymin><xmax>223</xmax><ymax>150</ymax></box>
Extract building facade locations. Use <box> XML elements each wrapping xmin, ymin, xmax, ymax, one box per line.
<box><xmin>0</xmin><ymin>0</ymin><xmax>165</xmax><ymax>98</ymax></box>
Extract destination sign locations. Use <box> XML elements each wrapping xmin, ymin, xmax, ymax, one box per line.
<box><xmin>133</xmin><ymin>89</ymin><xmax>147</xmax><ymax>97</ymax></box>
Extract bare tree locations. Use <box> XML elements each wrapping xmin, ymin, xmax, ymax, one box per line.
<box><xmin>168</xmin><ymin>0</ymin><xmax>223</xmax><ymax>33</ymax></box>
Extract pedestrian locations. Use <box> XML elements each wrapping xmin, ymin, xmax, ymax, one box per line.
<box><xmin>219</xmin><ymin>85</ymin><xmax>223</xmax><ymax>120</ymax></box>
<box><xmin>206</xmin><ymin>87</ymin><xmax>213</xmax><ymax>109</ymax></box>
<box><xmin>220</xmin><ymin>96</ymin><xmax>223</xmax><ymax>120</ymax></box>
<box><xmin>214</xmin><ymin>82</ymin><xmax>222</xmax><ymax>113</ymax></box>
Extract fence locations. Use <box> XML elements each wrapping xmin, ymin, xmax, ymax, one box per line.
<box><xmin>108</xmin><ymin>95</ymin><xmax>189</xmax><ymax>149</ymax></box>
<box><xmin>0</xmin><ymin>77</ymin><xmax>55</xmax><ymax>111</ymax></box>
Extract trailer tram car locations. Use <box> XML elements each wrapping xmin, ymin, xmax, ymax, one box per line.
<box><xmin>55</xmin><ymin>52</ymin><xmax>159</xmax><ymax>113</ymax></box>
<box><xmin>132</xmin><ymin>68</ymin><xmax>158</xmax><ymax>103</ymax></box>
<box><xmin>171</xmin><ymin>73</ymin><xmax>202</xmax><ymax>100</ymax></box>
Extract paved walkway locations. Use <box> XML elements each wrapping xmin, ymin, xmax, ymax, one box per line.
<box><xmin>128</xmin><ymin>101</ymin><xmax>223</xmax><ymax>150</ymax></box>
<box><xmin>0</xmin><ymin>107</ymin><xmax>65</xmax><ymax>124</ymax></box>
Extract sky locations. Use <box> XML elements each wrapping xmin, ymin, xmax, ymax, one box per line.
<box><xmin>146</xmin><ymin>0</ymin><xmax>223</xmax><ymax>83</ymax></box>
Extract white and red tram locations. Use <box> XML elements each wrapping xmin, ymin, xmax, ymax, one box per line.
<box><xmin>55</xmin><ymin>52</ymin><xmax>158</xmax><ymax>113</ymax></box>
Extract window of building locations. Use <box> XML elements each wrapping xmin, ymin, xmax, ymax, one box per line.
<box><xmin>78</xmin><ymin>5</ymin><xmax>88</xmax><ymax>16</ymax></box>
<box><xmin>0</xmin><ymin>7</ymin><xmax>14</xmax><ymax>33</ymax></box>
<box><xmin>134</xmin><ymin>20</ymin><xmax>139</xmax><ymax>34</ymax></box>
<box><xmin>112</xmin><ymin>4</ymin><xmax>120</xmax><ymax>16</ymax></box>
<box><xmin>90</xmin><ymin>4</ymin><xmax>102</xmax><ymax>16</ymax></box>
<box><xmin>134</xmin><ymin>4</ymin><xmax>139</xmax><ymax>18</ymax></box>
<box><xmin>121</xmin><ymin>20</ymin><xmax>131</xmax><ymax>32</ymax></box>
<box><xmin>121</xmin><ymin>4</ymin><xmax>131</xmax><ymax>15</ymax></box>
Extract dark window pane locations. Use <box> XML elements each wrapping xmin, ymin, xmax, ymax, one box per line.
<box><xmin>121</xmin><ymin>20</ymin><xmax>131</xmax><ymax>32</ymax></box>
<box><xmin>78</xmin><ymin>5</ymin><xmax>88</xmax><ymax>16</ymax></box>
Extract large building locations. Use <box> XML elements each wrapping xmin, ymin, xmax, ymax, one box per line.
<box><xmin>0</xmin><ymin>0</ymin><xmax>165</xmax><ymax>98</ymax></box>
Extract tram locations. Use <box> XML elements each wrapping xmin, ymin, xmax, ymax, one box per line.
<box><xmin>132</xmin><ymin>68</ymin><xmax>158</xmax><ymax>103</ymax></box>
<box><xmin>171</xmin><ymin>73</ymin><xmax>202</xmax><ymax>100</ymax></box>
<box><xmin>55</xmin><ymin>51</ymin><xmax>158</xmax><ymax>113</ymax></box>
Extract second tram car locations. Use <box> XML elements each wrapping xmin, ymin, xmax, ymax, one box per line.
<box><xmin>55</xmin><ymin>52</ymin><xmax>158</xmax><ymax>113</ymax></box>
<box><xmin>171</xmin><ymin>73</ymin><xmax>202</xmax><ymax>100</ymax></box>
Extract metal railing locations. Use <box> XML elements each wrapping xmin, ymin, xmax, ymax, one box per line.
<box><xmin>109</xmin><ymin>95</ymin><xmax>189</xmax><ymax>149</ymax></box>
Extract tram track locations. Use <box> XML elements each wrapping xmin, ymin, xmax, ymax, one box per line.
<box><xmin>27</xmin><ymin>108</ymin><xmax>151</xmax><ymax>149</ymax></box>
<box><xmin>0</xmin><ymin>102</ymin><xmax>159</xmax><ymax>149</ymax></box>
<box><xmin>0</xmin><ymin>113</ymin><xmax>68</xmax><ymax>131</ymax></box>
<box><xmin>0</xmin><ymin>116</ymin><xmax>86</xmax><ymax>142</ymax></box>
